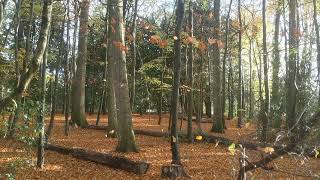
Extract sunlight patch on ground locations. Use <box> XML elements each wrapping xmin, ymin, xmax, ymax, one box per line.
<box><xmin>43</xmin><ymin>164</ymin><xmax>63</xmax><ymax>171</ymax></box>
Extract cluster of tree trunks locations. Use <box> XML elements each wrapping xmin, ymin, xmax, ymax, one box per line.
<box><xmin>46</xmin><ymin>144</ymin><xmax>149</xmax><ymax>175</ymax></box>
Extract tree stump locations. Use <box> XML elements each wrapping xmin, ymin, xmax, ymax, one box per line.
<box><xmin>161</xmin><ymin>164</ymin><xmax>190</xmax><ymax>179</ymax></box>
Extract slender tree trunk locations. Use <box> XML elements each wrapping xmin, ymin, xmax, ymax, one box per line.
<box><xmin>37</xmin><ymin>17</ymin><xmax>51</xmax><ymax>169</ymax></box>
<box><xmin>222</xmin><ymin>0</ymin><xmax>233</xmax><ymax>123</ymax></box>
<box><xmin>261</xmin><ymin>0</ymin><xmax>270</xmax><ymax>142</ymax></box>
<box><xmin>249</xmin><ymin>38</ymin><xmax>253</xmax><ymax>119</ymax></box>
<box><xmin>170</xmin><ymin>0</ymin><xmax>185</xmax><ymax>165</ymax></box>
<box><xmin>237</xmin><ymin>0</ymin><xmax>243</xmax><ymax>128</ymax></box>
<box><xmin>228</xmin><ymin>55</ymin><xmax>234</xmax><ymax>120</ymax></box>
<box><xmin>130</xmin><ymin>0</ymin><xmax>138</xmax><ymax>111</ymax></box>
<box><xmin>23</xmin><ymin>0</ymin><xmax>35</xmax><ymax>73</ymax></box>
<box><xmin>108</xmin><ymin>0</ymin><xmax>138</xmax><ymax>152</ymax></box>
<box><xmin>71</xmin><ymin>0</ymin><xmax>90</xmax><ymax>127</ymax></box>
<box><xmin>0</xmin><ymin>0</ymin><xmax>8</xmax><ymax>29</ymax></box>
<box><xmin>64</xmin><ymin>0</ymin><xmax>71</xmax><ymax>135</ymax></box>
<box><xmin>46</xmin><ymin>63</ymin><xmax>59</xmax><ymax>141</ymax></box>
<box><xmin>271</xmin><ymin>1</ymin><xmax>281</xmax><ymax>128</ymax></box>
<box><xmin>71</xmin><ymin>0</ymin><xmax>79</xmax><ymax>80</ymax></box>
<box><xmin>186</xmin><ymin>1</ymin><xmax>193</xmax><ymax>142</ymax></box>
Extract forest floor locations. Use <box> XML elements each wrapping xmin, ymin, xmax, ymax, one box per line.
<box><xmin>0</xmin><ymin>113</ymin><xmax>320</xmax><ymax>179</ymax></box>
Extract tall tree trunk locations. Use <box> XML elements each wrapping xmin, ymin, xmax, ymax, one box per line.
<box><xmin>261</xmin><ymin>0</ymin><xmax>270</xmax><ymax>142</ymax></box>
<box><xmin>211</xmin><ymin>0</ymin><xmax>224</xmax><ymax>133</ymax></box>
<box><xmin>170</xmin><ymin>0</ymin><xmax>185</xmax><ymax>165</ymax></box>
<box><xmin>71</xmin><ymin>0</ymin><xmax>79</xmax><ymax>80</ymax></box>
<box><xmin>64</xmin><ymin>0</ymin><xmax>71</xmax><ymax>135</ymax></box>
<box><xmin>222</xmin><ymin>0</ymin><xmax>233</xmax><ymax>122</ymax></box>
<box><xmin>46</xmin><ymin>63</ymin><xmax>59</xmax><ymax>141</ymax></box>
<box><xmin>271</xmin><ymin>1</ymin><xmax>281</xmax><ymax>128</ymax></box>
<box><xmin>313</xmin><ymin>0</ymin><xmax>320</xmax><ymax>106</ymax></box>
<box><xmin>237</xmin><ymin>0</ymin><xmax>243</xmax><ymax>128</ymax></box>
<box><xmin>228</xmin><ymin>55</ymin><xmax>234</xmax><ymax>120</ymax></box>
<box><xmin>71</xmin><ymin>0</ymin><xmax>90</xmax><ymax>127</ymax></box>
<box><xmin>37</xmin><ymin>18</ymin><xmax>51</xmax><ymax>169</ymax></box>
<box><xmin>130</xmin><ymin>0</ymin><xmax>138</xmax><ymax>111</ymax></box>
<box><xmin>186</xmin><ymin>1</ymin><xmax>193</xmax><ymax>142</ymax></box>
<box><xmin>23</xmin><ymin>0</ymin><xmax>35</xmax><ymax>73</ymax></box>
<box><xmin>0</xmin><ymin>0</ymin><xmax>8</xmax><ymax>29</ymax></box>
<box><xmin>108</xmin><ymin>0</ymin><xmax>138</xmax><ymax>152</ymax></box>
<box><xmin>287</xmin><ymin>0</ymin><xmax>298</xmax><ymax>141</ymax></box>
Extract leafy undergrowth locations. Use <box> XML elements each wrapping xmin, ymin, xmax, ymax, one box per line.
<box><xmin>0</xmin><ymin>114</ymin><xmax>319</xmax><ymax>179</ymax></box>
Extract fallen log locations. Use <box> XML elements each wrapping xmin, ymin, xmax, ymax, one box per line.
<box><xmin>46</xmin><ymin>144</ymin><xmax>150</xmax><ymax>175</ymax></box>
<box><xmin>84</xmin><ymin>125</ymin><xmax>317</xmax><ymax>157</ymax></box>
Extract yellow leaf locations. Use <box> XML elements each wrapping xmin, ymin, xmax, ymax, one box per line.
<box><xmin>173</xmin><ymin>36</ymin><xmax>178</xmax><ymax>40</ymax></box>
<box><xmin>245</xmin><ymin>123</ymin><xmax>250</xmax><ymax>128</ymax></box>
<box><xmin>195</xmin><ymin>136</ymin><xmax>203</xmax><ymax>141</ymax></box>
<box><xmin>172</xmin><ymin>136</ymin><xmax>176</xmax><ymax>143</ymax></box>
<box><xmin>315</xmin><ymin>149</ymin><xmax>319</xmax><ymax>158</ymax></box>
<box><xmin>215</xmin><ymin>141</ymin><xmax>220</xmax><ymax>148</ymax></box>
<box><xmin>263</xmin><ymin>147</ymin><xmax>274</xmax><ymax>154</ymax></box>
<box><xmin>228</xmin><ymin>143</ymin><xmax>236</xmax><ymax>155</ymax></box>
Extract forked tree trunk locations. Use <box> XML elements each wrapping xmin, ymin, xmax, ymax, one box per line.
<box><xmin>0</xmin><ymin>0</ymin><xmax>53</xmax><ymax>116</ymax></box>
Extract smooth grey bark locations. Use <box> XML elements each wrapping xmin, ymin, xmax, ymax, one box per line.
<box><xmin>37</xmin><ymin>24</ymin><xmax>50</xmax><ymax>168</ymax></box>
<box><xmin>108</xmin><ymin>0</ymin><xmax>138</xmax><ymax>152</ymax></box>
<box><xmin>71</xmin><ymin>0</ymin><xmax>90</xmax><ymax>127</ymax></box>
<box><xmin>23</xmin><ymin>0</ymin><xmax>35</xmax><ymax>73</ymax></box>
<box><xmin>130</xmin><ymin>0</ymin><xmax>138</xmax><ymax>111</ymax></box>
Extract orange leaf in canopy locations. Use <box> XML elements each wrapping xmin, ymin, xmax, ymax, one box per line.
<box><xmin>198</xmin><ymin>41</ymin><xmax>207</xmax><ymax>53</ymax></box>
<box><xmin>111</xmin><ymin>17</ymin><xmax>116</xmax><ymax>25</ymax></box>
<box><xmin>126</xmin><ymin>34</ymin><xmax>133</xmax><ymax>43</ymax></box>
<box><xmin>184</xmin><ymin>36</ymin><xmax>195</xmax><ymax>45</ymax></box>
<box><xmin>159</xmin><ymin>39</ymin><xmax>168</xmax><ymax>48</ymax></box>
<box><xmin>149</xmin><ymin>35</ymin><xmax>161</xmax><ymax>45</ymax></box>
<box><xmin>208</xmin><ymin>38</ymin><xmax>217</xmax><ymax>45</ymax></box>
<box><xmin>111</xmin><ymin>26</ymin><xmax>116</xmax><ymax>34</ymax></box>
<box><xmin>217</xmin><ymin>40</ymin><xmax>225</xmax><ymax>49</ymax></box>
<box><xmin>112</xmin><ymin>41</ymin><xmax>128</xmax><ymax>53</ymax></box>
<box><xmin>292</xmin><ymin>28</ymin><xmax>302</xmax><ymax>39</ymax></box>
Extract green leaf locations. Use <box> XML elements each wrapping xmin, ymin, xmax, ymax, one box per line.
<box><xmin>228</xmin><ymin>143</ymin><xmax>236</xmax><ymax>155</ymax></box>
<box><xmin>315</xmin><ymin>149</ymin><xmax>319</xmax><ymax>158</ymax></box>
